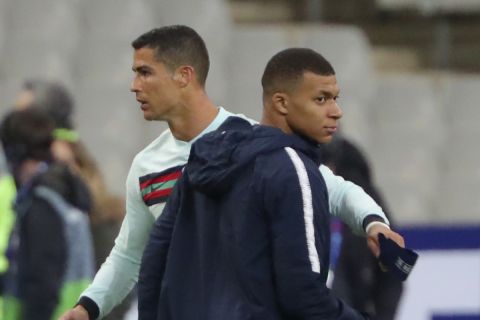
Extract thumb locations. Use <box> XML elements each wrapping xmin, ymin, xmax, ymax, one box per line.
<box><xmin>367</xmin><ymin>236</ymin><xmax>380</xmax><ymax>257</ymax></box>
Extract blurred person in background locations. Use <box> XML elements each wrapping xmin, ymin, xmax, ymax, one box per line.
<box><xmin>14</xmin><ymin>80</ymin><xmax>130</xmax><ymax>320</ymax></box>
<box><xmin>15</xmin><ymin>79</ymin><xmax>125</xmax><ymax>224</ymax></box>
<box><xmin>61</xmin><ymin>25</ymin><xmax>403</xmax><ymax>320</ymax></box>
<box><xmin>15</xmin><ymin>80</ymin><xmax>78</xmax><ymax>167</ymax></box>
<box><xmin>0</xmin><ymin>108</ymin><xmax>94</xmax><ymax>320</ymax></box>
<box><xmin>322</xmin><ymin>136</ymin><xmax>404</xmax><ymax>320</ymax></box>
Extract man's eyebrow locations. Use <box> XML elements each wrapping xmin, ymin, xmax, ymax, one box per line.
<box><xmin>318</xmin><ymin>89</ymin><xmax>340</xmax><ymax>96</ymax></box>
<box><xmin>132</xmin><ymin>65</ymin><xmax>152</xmax><ymax>72</ymax></box>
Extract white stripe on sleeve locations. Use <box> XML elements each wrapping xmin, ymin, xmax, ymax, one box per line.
<box><xmin>284</xmin><ymin>147</ymin><xmax>321</xmax><ymax>274</ymax></box>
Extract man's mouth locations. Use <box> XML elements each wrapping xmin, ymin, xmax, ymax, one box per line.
<box><xmin>137</xmin><ymin>98</ymin><xmax>148</xmax><ymax>109</ymax></box>
<box><xmin>325</xmin><ymin>126</ymin><xmax>337</xmax><ymax>134</ymax></box>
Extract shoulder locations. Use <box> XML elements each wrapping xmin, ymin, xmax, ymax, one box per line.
<box><xmin>253</xmin><ymin>148</ymin><xmax>328</xmax><ymax>214</ymax></box>
<box><xmin>220</xmin><ymin>107</ymin><xmax>257</xmax><ymax>125</ymax></box>
<box><xmin>255</xmin><ymin>147</ymin><xmax>319</xmax><ymax>182</ymax></box>
<box><xmin>18</xmin><ymin>186</ymin><xmax>66</xmax><ymax>229</ymax></box>
<box><xmin>133</xmin><ymin>129</ymin><xmax>175</xmax><ymax>166</ymax></box>
<box><xmin>35</xmin><ymin>164</ymin><xmax>92</xmax><ymax>212</ymax></box>
<box><xmin>127</xmin><ymin>129</ymin><xmax>188</xmax><ymax>206</ymax></box>
<box><xmin>130</xmin><ymin>128</ymin><xmax>189</xmax><ymax>178</ymax></box>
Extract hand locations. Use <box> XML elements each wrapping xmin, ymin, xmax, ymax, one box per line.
<box><xmin>366</xmin><ymin>223</ymin><xmax>405</xmax><ymax>257</ymax></box>
<box><xmin>58</xmin><ymin>305</ymin><xmax>89</xmax><ymax>320</ymax></box>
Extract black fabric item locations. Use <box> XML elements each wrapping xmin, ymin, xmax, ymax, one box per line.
<box><xmin>0</xmin><ymin>273</ymin><xmax>4</xmax><ymax>295</ymax></box>
<box><xmin>77</xmin><ymin>296</ymin><xmax>100</xmax><ymax>320</ymax></box>
<box><xmin>378</xmin><ymin>233</ymin><xmax>418</xmax><ymax>281</ymax></box>
<box><xmin>22</xmin><ymin>199</ymin><xmax>66</xmax><ymax>320</ymax></box>
<box><xmin>362</xmin><ymin>214</ymin><xmax>387</xmax><ymax>231</ymax></box>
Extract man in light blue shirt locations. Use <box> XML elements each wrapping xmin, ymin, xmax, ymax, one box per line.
<box><xmin>60</xmin><ymin>25</ymin><xmax>404</xmax><ymax>320</ymax></box>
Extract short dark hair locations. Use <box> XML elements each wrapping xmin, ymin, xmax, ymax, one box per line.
<box><xmin>23</xmin><ymin>79</ymin><xmax>74</xmax><ymax>129</ymax></box>
<box><xmin>261</xmin><ymin>48</ymin><xmax>335</xmax><ymax>97</ymax></box>
<box><xmin>132</xmin><ymin>25</ymin><xmax>210</xmax><ymax>86</ymax></box>
<box><xmin>0</xmin><ymin>109</ymin><xmax>54</xmax><ymax>164</ymax></box>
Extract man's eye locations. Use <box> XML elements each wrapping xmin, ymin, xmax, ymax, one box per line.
<box><xmin>316</xmin><ymin>97</ymin><xmax>326</xmax><ymax>103</ymax></box>
<box><xmin>138</xmin><ymin>69</ymin><xmax>150</xmax><ymax>76</ymax></box>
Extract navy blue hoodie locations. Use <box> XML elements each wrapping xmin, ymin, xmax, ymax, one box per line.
<box><xmin>138</xmin><ymin>117</ymin><xmax>366</xmax><ymax>320</ymax></box>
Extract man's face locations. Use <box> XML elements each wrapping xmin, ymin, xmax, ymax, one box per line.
<box><xmin>285</xmin><ymin>72</ymin><xmax>342</xmax><ymax>144</ymax></box>
<box><xmin>130</xmin><ymin>47</ymin><xmax>180</xmax><ymax>121</ymax></box>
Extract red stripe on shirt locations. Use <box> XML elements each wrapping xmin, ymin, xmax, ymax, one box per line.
<box><xmin>140</xmin><ymin>171</ymin><xmax>182</xmax><ymax>190</ymax></box>
<box><xmin>143</xmin><ymin>187</ymin><xmax>174</xmax><ymax>201</ymax></box>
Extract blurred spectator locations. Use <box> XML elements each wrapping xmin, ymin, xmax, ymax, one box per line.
<box><xmin>0</xmin><ymin>109</ymin><xmax>94</xmax><ymax>320</ymax></box>
<box><xmin>15</xmin><ymin>79</ymin><xmax>124</xmax><ymax>222</ymax></box>
<box><xmin>14</xmin><ymin>80</ymin><xmax>131</xmax><ymax>319</ymax></box>
<box><xmin>322</xmin><ymin>136</ymin><xmax>404</xmax><ymax>320</ymax></box>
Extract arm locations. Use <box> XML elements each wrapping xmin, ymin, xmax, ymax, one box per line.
<box><xmin>321</xmin><ymin>164</ymin><xmax>389</xmax><ymax>234</ymax></box>
<box><xmin>61</xmin><ymin>160</ymin><xmax>156</xmax><ymax>319</ymax></box>
<box><xmin>23</xmin><ymin>199</ymin><xmax>66</xmax><ymax>320</ymax></box>
<box><xmin>320</xmin><ymin>165</ymin><xmax>405</xmax><ymax>257</ymax></box>
<box><xmin>138</xmin><ymin>176</ymin><xmax>184</xmax><ymax>320</ymax></box>
<box><xmin>263</xmin><ymin>151</ymin><xmax>365</xmax><ymax>319</ymax></box>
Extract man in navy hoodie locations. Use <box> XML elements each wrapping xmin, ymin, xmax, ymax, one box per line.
<box><xmin>139</xmin><ymin>48</ymin><xmax>368</xmax><ymax>319</ymax></box>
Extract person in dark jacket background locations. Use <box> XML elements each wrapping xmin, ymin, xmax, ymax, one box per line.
<box><xmin>322</xmin><ymin>137</ymin><xmax>403</xmax><ymax>320</ymax></box>
<box><xmin>138</xmin><ymin>48</ymin><xmax>369</xmax><ymax>319</ymax></box>
<box><xmin>14</xmin><ymin>79</ymin><xmax>130</xmax><ymax>319</ymax></box>
<box><xmin>0</xmin><ymin>109</ymin><xmax>94</xmax><ymax>320</ymax></box>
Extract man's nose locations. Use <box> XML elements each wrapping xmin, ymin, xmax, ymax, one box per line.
<box><xmin>330</xmin><ymin>101</ymin><xmax>343</xmax><ymax>119</ymax></box>
<box><xmin>130</xmin><ymin>77</ymin><xmax>139</xmax><ymax>92</ymax></box>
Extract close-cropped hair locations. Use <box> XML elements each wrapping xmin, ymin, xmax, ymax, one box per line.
<box><xmin>132</xmin><ymin>25</ymin><xmax>210</xmax><ymax>86</ymax></box>
<box><xmin>23</xmin><ymin>79</ymin><xmax>74</xmax><ymax>129</ymax></box>
<box><xmin>261</xmin><ymin>48</ymin><xmax>335</xmax><ymax>96</ymax></box>
<box><xmin>0</xmin><ymin>109</ymin><xmax>54</xmax><ymax>163</ymax></box>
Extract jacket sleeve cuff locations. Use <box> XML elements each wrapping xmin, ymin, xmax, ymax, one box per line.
<box><xmin>363</xmin><ymin>214</ymin><xmax>389</xmax><ymax>233</ymax></box>
<box><xmin>77</xmin><ymin>296</ymin><xmax>100</xmax><ymax>320</ymax></box>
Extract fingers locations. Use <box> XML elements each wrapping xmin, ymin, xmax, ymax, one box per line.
<box><xmin>382</xmin><ymin>229</ymin><xmax>405</xmax><ymax>248</ymax></box>
<box><xmin>367</xmin><ymin>236</ymin><xmax>380</xmax><ymax>257</ymax></box>
<box><xmin>58</xmin><ymin>306</ymin><xmax>89</xmax><ymax>320</ymax></box>
<box><xmin>366</xmin><ymin>223</ymin><xmax>406</xmax><ymax>257</ymax></box>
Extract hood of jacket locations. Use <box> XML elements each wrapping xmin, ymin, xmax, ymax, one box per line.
<box><xmin>187</xmin><ymin>116</ymin><xmax>321</xmax><ymax>196</ymax></box>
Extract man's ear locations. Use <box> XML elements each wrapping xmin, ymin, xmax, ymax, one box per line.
<box><xmin>173</xmin><ymin>65</ymin><xmax>195</xmax><ymax>87</ymax></box>
<box><xmin>271</xmin><ymin>92</ymin><xmax>289</xmax><ymax>115</ymax></box>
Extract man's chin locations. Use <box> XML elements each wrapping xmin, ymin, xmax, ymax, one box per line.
<box><xmin>143</xmin><ymin>113</ymin><xmax>154</xmax><ymax>121</ymax></box>
<box><xmin>318</xmin><ymin>136</ymin><xmax>333</xmax><ymax>144</ymax></box>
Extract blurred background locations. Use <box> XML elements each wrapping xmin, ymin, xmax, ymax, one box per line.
<box><xmin>0</xmin><ymin>0</ymin><xmax>479</xmax><ymax>319</ymax></box>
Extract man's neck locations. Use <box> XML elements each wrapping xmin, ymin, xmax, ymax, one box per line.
<box><xmin>168</xmin><ymin>91</ymin><xmax>219</xmax><ymax>142</ymax></box>
<box><xmin>260</xmin><ymin>107</ymin><xmax>291</xmax><ymax>135</ymax></box>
